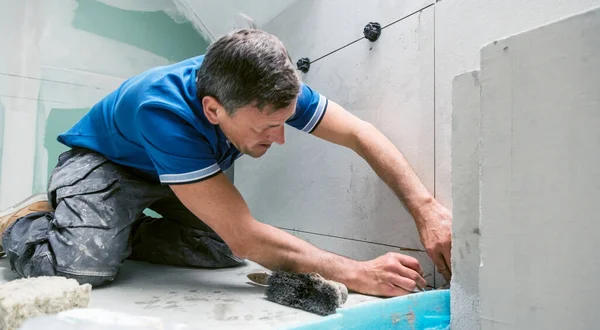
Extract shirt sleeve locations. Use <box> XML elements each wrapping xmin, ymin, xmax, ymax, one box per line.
<box><xmin>137</xmin><ymin>106</ymin><xmax>221</xmax><ymax>185</ymax></box>
<box><xmin>286</xmin><ymin>83</ymin><xmax>328</xmax><ymax>133</ymax></box>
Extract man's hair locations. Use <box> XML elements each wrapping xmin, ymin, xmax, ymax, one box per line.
<box><xmin>196</xmin><ymin>28</ymin><xmax>300</xmax><ymax>115</ymax></box>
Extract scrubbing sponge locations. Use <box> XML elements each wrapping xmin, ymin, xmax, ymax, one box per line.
<box><xmin>264</xmin><ymin>271</ymin><xmax>348</xmax><ymax>316</ymax></box>
<box><xmin>0</xmin><ymin>276</ymin><xmax>92</xmax><ymax>330</ymax></box>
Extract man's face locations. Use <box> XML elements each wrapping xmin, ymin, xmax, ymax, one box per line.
<box><xmin>217</xmin><ymin>102</ymin><xmax>296</xmax><ymax>158</ymax></box>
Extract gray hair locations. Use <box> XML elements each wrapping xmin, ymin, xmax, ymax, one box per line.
<box><xmin>196</xmin><ymin>28</ymin><xmax>300</xmax><ymax>115</ymax></box>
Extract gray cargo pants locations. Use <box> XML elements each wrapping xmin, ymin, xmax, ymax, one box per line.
<box><xmin>2</xmin><ymin>148</ymin><xmax>243</xmax><ymax>287</ymax></box>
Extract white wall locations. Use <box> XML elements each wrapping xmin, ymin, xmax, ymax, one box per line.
<box><xmin>434</xmin><ymin>0</ymin><xmax>600</xmax><ymax>209</ymax></box>
<box><xmin>450</xmin><ymin>70</ymin><xmax>481</xmax><ymax>330</ymax></box>
<box><xmin>0</xmin><ymin>0</ymin><xmax>298</xmax><ymax>208</ymax></box>
<box><xmin>182</xmin><ymin>0</ymin><xmax>299</xmax><ymax>40</ymax></box>
<box><xmin>0</xmin><ymin>0</ymin><xmax>208</xmax><ymax>209</ymax></box>
<box><xmin>438</xmin><ymin>1</ymin><xmax>600</xmax><ymax>326</ymax></box>
<box><xmin>476</xmin><ymin>8</ymin><xmax>600</xmax><ymax>328</ymax></box>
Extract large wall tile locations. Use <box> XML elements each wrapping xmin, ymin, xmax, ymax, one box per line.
<box><xmin>434</xmin><ymin>0</ymin><xmax>600</xmax><ymax>210</ymax></box>
<box><xmin>235</xmin><ymin>7</ymin><xmax>434</xmax><ymax>251</ymax></box>
<box><xmin>266</xmin><ymin>0</ymin><xmax>433</xmax><ymax>63</ymax></box>
<box><xmin>478</xmin><ymin>8</ymin><xmax>600</xmax><ymax>329</ymax></box>
<box><xmin>450</xmin><ymin>70</ymin><xmax>481</xmax><ymax>330</ymax></box>
<box><xmin>284</xmin><ymin>229</ymin><xmax>436</xmax><ymax>287</ymax></box>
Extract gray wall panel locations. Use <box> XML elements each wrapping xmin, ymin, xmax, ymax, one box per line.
<box><xmin>478</xmin><ymin>8</ymin><xmax>600</xmax><ymax>329</ymax></box>
<box><xmin>284</xmin><ymin>229</ymin><xmax>436</xmax><ymax>287</ymax></box>
<box><xmin>235</xmin><ymin>7</ymin><xmax>434</xmax><ymax>251</ymax></box>
<box><xmin>265</xmin><ymin>0</ymin><xmax>433</xmax><ymax>64</ymax></box>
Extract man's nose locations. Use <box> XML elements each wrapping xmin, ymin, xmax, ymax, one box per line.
<box><xmin>269</xmin><ymin>125</ymin><xmax>285</xmax><ymax>145</ymax></box>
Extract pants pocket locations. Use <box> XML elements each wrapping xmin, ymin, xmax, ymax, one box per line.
<box><xmin>49</xmin><ymin>149</ymin><xmax>120</xmax><ymax>229</ymax></box>
<box><xmin>48</xmin><ymin>149</ymin><xmax>110</xmax><ymax>196</ymax></box>
<box><xmin>53</xmin><ymin>177</ymin><xmax>119</xmax><ymax>229</ymax></box>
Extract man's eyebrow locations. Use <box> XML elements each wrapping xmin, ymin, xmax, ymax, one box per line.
<box><xmin>261</xmin><ymin>108</ymin><xmax>295</xmax><ymax>129</ymax></box>
<box><xmin>263</xmin><ymin>123</ymin><xmax>282</xmax><ymax>129</ymax></box>
<box><xmin>265</xmin><ymin>113</ymin><xmax>295</xmax><ymax>128</ymax></box>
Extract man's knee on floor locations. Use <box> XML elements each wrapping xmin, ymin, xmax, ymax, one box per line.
<box><xmin>51</xmin><ymin>244</ymin><xmax>122</xmax><ymax>288</ymax></box>
<box><xmin>9</xmin><ymin>250</ymin><xmax>117</xmax><ymax>288</ymax></box>
<box><xmin>6</xmin><ymin>246</ymin><xmax>116</xmax><ymax>288</ymax></box>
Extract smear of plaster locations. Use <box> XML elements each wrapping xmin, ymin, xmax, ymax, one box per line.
<box><xmin>72</xmin><ymin>0</ymin><xmax>210</xmax><ymax>62</ymax></box>
<box><xmin>213</xmin><ymin>303</ymin><xmax>232</xmax><ymax>321</ymax></box>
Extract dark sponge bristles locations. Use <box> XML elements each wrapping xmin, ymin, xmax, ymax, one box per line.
<box><xmin>265</xmin><ymin>271</ymin><xmax>347</xmax><ymax>316</ymax></box>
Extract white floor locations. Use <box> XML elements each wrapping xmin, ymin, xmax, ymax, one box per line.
<box><xmin>0</xmin><ymin>257</ymin><xmax>381</xmax><ymax>329</ymax></box>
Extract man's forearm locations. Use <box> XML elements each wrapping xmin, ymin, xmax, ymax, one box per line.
<box><xmin>238</xmin><ymin>220</ymin><xmax>362</xmax><ymax>288</ymax></box>
<box><xmin>353</xmin><ymin>122</ymin><xmax>435</xmax><ymax>226</ymax></box>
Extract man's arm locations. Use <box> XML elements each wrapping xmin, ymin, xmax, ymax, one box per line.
<box><xmin>170</xmin><ymin>173</ymin><xmax>426</xmax><ymax>296</ymax></box>
<box><xmin>311</xmin><ymin>100</ymin><xmax>453</xmax><ymax>281</ymax></box>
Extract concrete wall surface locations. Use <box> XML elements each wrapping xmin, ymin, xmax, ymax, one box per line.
<box><xmin>234</xmin><ymin>0</ymin><xmax>600</xmax><ymax>289</ymax></box>
<box><xmin>435</xmin><ymin>0</ymin><xmax>600</xmax><ymax>209</ymax></box>
<box><xmin>477</xmin><ymin>7</ymin><xmax>600</xmax><ymax>329</ymax></box>
<box><xmin>450</xmin><ymin>70</ymin><xmax>481</xmax><ymax>330</ymax></box>
<box><xmin>235</xmin><ymin>0</ymin><xmax>440</xmax><ymax>286</ymax></box>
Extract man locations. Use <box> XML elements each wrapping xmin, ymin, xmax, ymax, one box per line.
<box><xmin>0</xmin><ymin>29</ymin><xmax>452</xmax><ymax>297</ymax></box>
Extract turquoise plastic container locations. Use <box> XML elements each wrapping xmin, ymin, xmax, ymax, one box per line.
<box><xmin>283</xmin><ymin>290</ymin><xmax>450</xmax><ymax>330</ymax></box>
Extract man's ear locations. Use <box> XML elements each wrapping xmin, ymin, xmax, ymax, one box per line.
<box><xmin>202</xmin><ymin>96</ymin><xmax>223</xmax><ymax>125</ymax></box>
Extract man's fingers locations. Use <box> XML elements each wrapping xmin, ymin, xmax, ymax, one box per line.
<box><xmin>442</xmin><ymin>246</ymin><xmax>452</xmax><ymax>280</ymax></box>
<box><xmin>440</xmin><ymin>268</ymin><xmax>451</xmax><ymax>282</ymax></box>
<box><xmin>433</xmin><ymin>253</ymin><xmax>452</xmax><ymax>282</ymax></box>
<box><xmin>397</xmin><ymin>254</ymin><xmax>423</xmax><ymax>275</ymax></box>
<box><xmin>398</xmin><ymin>267</ymin><xmax>427</xmax><ymax>290</ymax></box>
<box><xmin>389</xmin><ymin>274</ymin><xmax>418</xmax><ymax>293</ymax></box>
<box><xmin>387</xmin><ymin>258</ymin><xmax>427</xmax><ymax>290</ymax></box>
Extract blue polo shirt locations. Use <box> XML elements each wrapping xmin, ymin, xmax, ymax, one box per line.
<box><xmin>57</xmin><ymin>55</ymin><xmax>328</xmax><ymax>184</ymax></box>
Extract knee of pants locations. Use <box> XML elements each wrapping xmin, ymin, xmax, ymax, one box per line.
<box><xmin>6</xmin><ymin>241</ymin><xmax>116</xmax><ymax>288</ymax></box>
<box><xmin>46</xmin><ymin>209</ymin><xmax>129</xmax><ymax>287</ymax></box>
<box><xmin>49</xmin><ymin>228</ymin><xmax>123</xmax><ymax>288</ymax></box>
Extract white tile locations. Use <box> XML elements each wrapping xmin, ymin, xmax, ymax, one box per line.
<box><xmin>236</xmin><ymin>7</ymin><xmax>434</xmax><ymax>250</ymax></box>
<box><xmin>265</xmin><ymin>0</ymin><xmax>433</xmax><ymax>63</ymax></box>
<box><xmin>478</xmin><ymin>8</ymin><xmax>600</xmax><ymax>329</ymax></box>
<box><xmin>450</xmin><ymin>70</ymin><xmax>481</xmax><ymax>330</ymax></box>
<box><xmin>434</xmin><ymin>0</ymin><xmax>600</xmax><ymax>210</ymax></box>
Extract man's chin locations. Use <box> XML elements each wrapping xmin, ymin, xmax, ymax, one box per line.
<box><xmin>245</xmin><ymin>149</ymin><xmax>267</xmax><ymax>158</ymax></box>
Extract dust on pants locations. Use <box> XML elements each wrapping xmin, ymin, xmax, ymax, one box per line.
<box><xmin>2</xmin><ymin>148</ymin><xmax>243</xmax><ymax>287</ymax></box>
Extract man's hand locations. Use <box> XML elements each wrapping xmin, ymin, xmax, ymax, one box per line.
<box><xmin>353</xmin><ymin>252</ymin><xmax>427</xmax><ymax>297</ymax></box>
<box><xmin>415</xmin><ymin>201</ymin><xmax>453</xmax><ymax>282</ymax></box>
<box><xmin>311</xmin><ymin>100</ymin><xmax>454</xmax><ymax>283</ymax></box>
<box><xmin>170</xmin><ymin>172</ymin><xmax>423</xmax><ymax>297</ymax></box>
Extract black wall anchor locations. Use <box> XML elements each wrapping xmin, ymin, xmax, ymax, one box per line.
<box><xmin>297</xmin><ymin>57</ymin><xmax>310</xmax><ymax>73</ymax></box>
<box><xmin>363</xmin><ymin>22</ymin><xmax>382</xmax><ymax>42</ymax></box>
